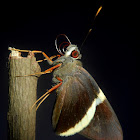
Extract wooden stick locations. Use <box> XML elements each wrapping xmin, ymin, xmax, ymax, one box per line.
<box><xmin>7</xmin><ymin>48</ymin><xmax>41</xmax><ymax>140</ymax></box>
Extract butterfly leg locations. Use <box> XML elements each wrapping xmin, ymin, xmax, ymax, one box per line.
<box><xmin>50</xmin><ymin>55</ymin><xmax>61</xmax><ymax>60</ymax></box>
<box><xmin>37</xmin><ymin>55</ymin><xmax>61</xmax><ymax>63</ymax></box>
<box><xmin>31</xmin><ymin>77</ymin><xmax>63</xmax><ymax>111</ymax></box>
<box><xmin>9</xmin><ymin>48</ymin><xmax>54</xmax><ymax>65</ymax></box>
<box><xmin>32</xmin><ymin>50</ymin><xmax>53</xmax><ymax>65</ymax></box>
<box><xmin>17</xmin><ymin>63</ymin><xmax>62</xmax><ymax>77</ymax></box>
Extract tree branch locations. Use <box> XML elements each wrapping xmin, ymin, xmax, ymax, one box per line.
<box><xmin>8</xmin><ymin>48</ymin><xmax>41</xmax><ymax>140</ymax></box>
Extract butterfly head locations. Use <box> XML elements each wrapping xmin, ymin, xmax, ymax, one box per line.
<box><xmin>55</xmin><ymin>34</ymin><xmax>81</xmax><ymax>60</ymax></box>
<box><xmin>64</xmin><ymin>44</ymin><xmax>81</xmax><ymax>59</ymax></box>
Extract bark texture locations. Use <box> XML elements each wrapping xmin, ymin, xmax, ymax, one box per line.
<box><xmin>8</xmin><ymin>51</ymin><xmax>41</xmax><ymax>140</ymax></box>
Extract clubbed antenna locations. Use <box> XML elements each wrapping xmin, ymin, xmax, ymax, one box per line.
<box><xmin>81</xmin><ymin>6</ymin><xmax>102</xmax><ymax>48</ymax></box>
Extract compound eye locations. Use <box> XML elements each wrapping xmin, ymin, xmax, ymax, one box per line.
<box><xmin>71</xmin><ymin>50</ymin><xmax>79</xmax><ymax>58</ymax></box>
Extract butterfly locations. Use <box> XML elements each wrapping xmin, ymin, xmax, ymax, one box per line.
<box><xmin>10</xmin><ymin>6</ymin><xmax>123</xmax><ymax>139</ymax></box>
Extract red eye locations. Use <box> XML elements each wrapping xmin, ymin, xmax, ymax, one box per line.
<box><xmin>71</xmin><ymin>50</ymin><xmax>79</xmax><ymax>58</ymax></box>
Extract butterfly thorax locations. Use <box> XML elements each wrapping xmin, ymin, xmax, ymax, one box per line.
<box><xmin>52</xmin><ymin>56</ymin><xmax>82</xmax><ymax>84</ymax></box>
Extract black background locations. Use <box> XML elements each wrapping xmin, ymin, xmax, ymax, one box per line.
<box><xmin>0</xmin><ymin>0</ymin><xmax>138</xmax><ymax>140</ymax></box>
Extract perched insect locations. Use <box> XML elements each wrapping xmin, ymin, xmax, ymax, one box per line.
<box><xmin>11</xmin><ymin>6</ymin><xmax>123</xmax><ymax>140</ymax></box>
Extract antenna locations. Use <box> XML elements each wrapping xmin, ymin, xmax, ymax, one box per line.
<box><xmin>81</xmin><ymin>6</ymin><xmax>102</xmax><ymax>48</ymax></box>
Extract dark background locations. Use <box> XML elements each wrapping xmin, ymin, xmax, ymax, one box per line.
<box><xmin>0</xmin><ymin>0</ymin><xmax>138</xmax><ymax>140</ymax></box>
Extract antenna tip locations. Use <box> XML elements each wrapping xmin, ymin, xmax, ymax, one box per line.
<box><xmin>89</xmin><ymin>29</ymin><xmax>92</xmax><ymax>32</ymax></box>
<box><xmin>95</xmin><ymin>6</ymin><xmax>103</xmax><ymax>18</ymax></box>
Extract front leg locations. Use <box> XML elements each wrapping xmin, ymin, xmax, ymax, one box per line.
<box><xmin>8</xmin><ymin>48</ymin><xmax>54</xmax><ymax>65</ymax></box>
<box><xmin>32</xmin><ymin>50</ymin><xmax>53</xmax><ymax>65</ymax></box>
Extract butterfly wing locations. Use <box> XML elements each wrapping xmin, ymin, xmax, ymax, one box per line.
<box><xmin>79</xmin><ymin>99</ymin><xmax>123</xmax><ymax>140</ymax></box>
<box><xmin>52</xmin><ymin>66</ymin><xmax>123</xmax><ymax>139</ymax></box>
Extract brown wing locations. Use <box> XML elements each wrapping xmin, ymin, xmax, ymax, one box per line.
<box><xmin>52</xmin><ymin>66</ymin><xmax>100</xmax><ymax>135</ymax></box>
<box><xmin>79</xmin><ymin>99</ymin><xmax>123</xmax><ymax>140</ymax></box>
<box><xmin>52</xmin><ymin>66</ymin><xmax>123</xmax><ymax>139</ymax></box>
